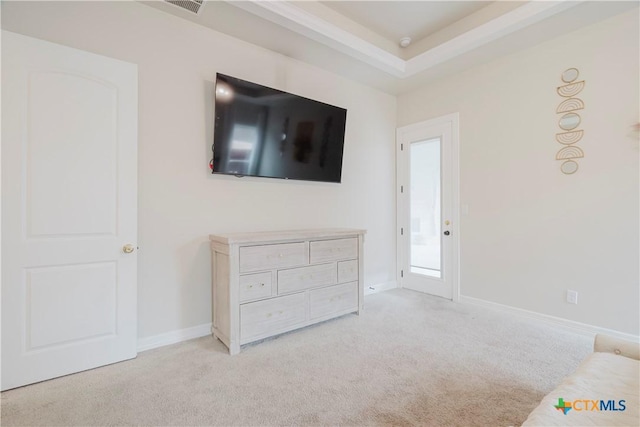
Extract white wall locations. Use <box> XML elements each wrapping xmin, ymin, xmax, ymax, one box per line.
<box><xmin>398</xmin><ymin>9</ymin><xmax>639</xmax><ymax>335</ymax></box>
<box><xmin>4</xmin><ymin>1</ymin><xmax>637</xmax><ymax>341</ymax></box>
<box><xmin>1</xmin><ymin>1</ymin><xmax>397</xmax><ymax>340</ymax></box>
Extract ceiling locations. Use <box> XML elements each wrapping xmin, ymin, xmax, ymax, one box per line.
<box><xmin>143</xmin><ymin>1</ymin><xmax>638</xmax><ymax>94</ymax></box>
<box><xmin>321</xmin><ymin>1</ymin><xmax>492</xmax><ymax>45</ymax></box>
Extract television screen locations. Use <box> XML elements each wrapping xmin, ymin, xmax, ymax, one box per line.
<box><xmin>212</xmin><ymin>73</ymin><xmax>347</xmax><ymax>183</ymax></box>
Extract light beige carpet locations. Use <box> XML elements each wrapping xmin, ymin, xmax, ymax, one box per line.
<box><xmin>1</xmin><ymin>289</ymin><xmax>592</xmax><ymax>426</ymax></box>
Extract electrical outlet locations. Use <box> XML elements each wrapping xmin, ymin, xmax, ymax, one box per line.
<box><xmin>566</xmin><ymin>290</ymin><xmax>578</xmax><ymax>304</ymax></box>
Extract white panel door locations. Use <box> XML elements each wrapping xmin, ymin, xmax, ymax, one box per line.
<box><xmin>1</xmin><ymin>31</ymin><xmax>138</xmax><ymax>390</ymax></box>
<box><xmin>397</xmin><ymin>114</ymin><xmax>459</xmax><ymax>300</ymax></box>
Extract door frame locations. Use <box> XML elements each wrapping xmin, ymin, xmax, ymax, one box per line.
<box><xmin>396</xmin><ymin>112</ymin><xmax>460</xmax><ymax>301</ymax></box>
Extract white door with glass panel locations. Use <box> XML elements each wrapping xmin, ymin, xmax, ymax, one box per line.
<box><xmin>1</xmin><ymin>31</ymin><xmax>138</xmax><ymax>390</ymax></box>
<box><xmin>397</xmin><ymin>114</ymin><xmax>459</xmax><ymax>299</ymax></box>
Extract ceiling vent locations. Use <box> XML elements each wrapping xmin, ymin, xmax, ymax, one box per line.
<box><xmin>164</xmin><ymin>0</ymin><xmax>204</xmax><ymax>15</ymax></box>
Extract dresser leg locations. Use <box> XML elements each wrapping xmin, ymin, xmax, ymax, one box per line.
<box><xmin>211</xmin><ymin>326</ymin><xmax>223</xmax><ymax>343</ymax></box>
<box><xmin>229</xmin><ymin>342</ymin><xmax>240</xmax><ymax>355</ymax></box>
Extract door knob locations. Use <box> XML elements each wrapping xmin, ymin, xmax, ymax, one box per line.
<box><xmin>443</xmin><ymin>231</ymin><xmax>450</xmax><ymax>236</ymax></box>
<box><xmin>122</xmin><ymin>244</ymin><xmax>135</xmax><ymax>254</ymax></box>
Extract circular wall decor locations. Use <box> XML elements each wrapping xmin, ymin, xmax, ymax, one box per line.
<box><xmin>561</xmin><ymin>68</ymin><xmax>579</xmax><ymax>83</ymax></box>
<box><xmin>560</xmin><ymin>160</ymin><xmax>579</xmax><ymax>174</ymax></box>
<box><xmin>556</xmin><ymin>98</ymin><xmax>585</xmax><ymax>113</ymax></box>
<box><xmin>556</xmin><ymin>130</ymin><xmax>584</xmax><ymax>145</ymax></box>
<box><xmin>559</xmin><ymin>112</ymin><xmax>581</xmax><ymax>131</ymax></box>
<box><xmin>556</xmin><ymin>146</ymin><xmax>584</xmax><ymax>160</ymax></box>
<box><xmin>557</xmin><ymin>81</ymin><xmax>585</xmax><ymax>97</ymax></box>
<box><xmin>555</xmin><ymin>68</ymin><xmax>585</xmax><ymax>174</ymax></box>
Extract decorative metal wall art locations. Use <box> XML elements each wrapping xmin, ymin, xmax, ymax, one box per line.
<box><xmin>556</xmin><ymin>68</ymin><xmax>585</xmax><ymax>174</ymax></box>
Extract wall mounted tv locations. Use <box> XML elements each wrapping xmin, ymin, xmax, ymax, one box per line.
<box><xmin>212</xmin><ymin>73</ymin><xmax>347</xmax><ymax>183</ymax></box>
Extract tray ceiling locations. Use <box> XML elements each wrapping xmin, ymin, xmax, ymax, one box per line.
<box><xmin>143</xmin><ymin>1</ymin><xmax>638</xmax><ymax>94</ymax></box>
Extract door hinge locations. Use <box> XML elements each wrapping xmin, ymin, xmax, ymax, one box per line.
<box><xmin>401</xmin><ymin>270</ymin><xmax>404</xmax><ymax>278</ymax></box>
<box><xmin>401</xmin><ymin>227</ymin><xmax>404</xmax><ymax>235</ymax></box>
<box><xmin>401</xmin><ymin>143</ymin><xmax>404</xmax><ymax>151</ymax></box>
<box><xmin>401</xmin><ymin>185</ymin><xmax>404</xmax><ymax>193</ymax></box>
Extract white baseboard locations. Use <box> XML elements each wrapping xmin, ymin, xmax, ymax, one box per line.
<box><xmin>137</xmin><ymin>323</ymin><xmax>212</xmax><ymax>353</ymax></box>
<box><xmin>139</xmin><ymin>290</ymin><xmax>637</xmax><ymax>353</ymax></box>
<box><xmin>365</xmin><ymin>280</ymin><xmax>397</xmax><ymax>295</ymax></box>
<box><xmin>460</xmin><ymin>295</ymin><xmax>639</xmax><ymax>342</ymax></box>
<box><xmin>137</xmin><ymin>282</ymin><xmax>398</xmax><ymax>352</ymax></box>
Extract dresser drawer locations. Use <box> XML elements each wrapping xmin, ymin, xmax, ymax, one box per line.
<box><xmin>277</xmin><ymin>263</ymin><xmax>337</xmax><ymax>295</ymax></box>
<box><xmin>309</xmin><ymin>282</ymin><xmax>358</xmax><ymax>320</ymax></box>
<box><xmin>239</xmin><ymin>272</ymin><xmax>272</xmax><ymax>303</ymax></box>
<box><xmin>309</xmin><ymin>238</ymin><xmax>357</xmax><ymax>263</ymax></box>
<box><xmin>338</xmin><ymin>259</ymin><xmax>358</xmax><ymax>283</ymax></box>
<box><xmin>240</xmin><ymin>293</ymin><xmax>307</xmax><ymax>343</ymax></box>
<box><xmin>239</xmin><ymin>242</ymin><xmax>307</xmax><ymax>273</ymax></box>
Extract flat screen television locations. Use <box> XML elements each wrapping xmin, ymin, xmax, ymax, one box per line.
<box><xmin>212</xmin><ymin>73</ymin><xmax>347</xmax><ymax>183</ymax></box>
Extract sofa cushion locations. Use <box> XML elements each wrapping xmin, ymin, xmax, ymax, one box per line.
<box><xmin>522</xmin><ymin>352</ymin><xmax>639</xmax><ymax>426</ymax></box>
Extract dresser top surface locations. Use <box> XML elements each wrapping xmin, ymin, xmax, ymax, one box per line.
<box><xmin>209</xmin><ymin>228</ymin><xmax>366</xmax><ymax>245</ymax></box>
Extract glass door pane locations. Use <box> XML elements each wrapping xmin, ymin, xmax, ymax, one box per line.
<box><xmin>410</xmin><ymin>138</ymin><xmax>441</xmax><ymax>278</ymax></box>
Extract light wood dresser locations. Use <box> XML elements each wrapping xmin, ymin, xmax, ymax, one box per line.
<box><xmin>209</xmin><ymin>228</ymin><xmax>365</xmax><ymax>354</ymax></box>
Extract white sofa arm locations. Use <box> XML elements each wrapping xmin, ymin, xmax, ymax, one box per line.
<box><xmin>594</xmin><ymin>334</ymin><xmax>640</xmax><ymax>360</ymax></box>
